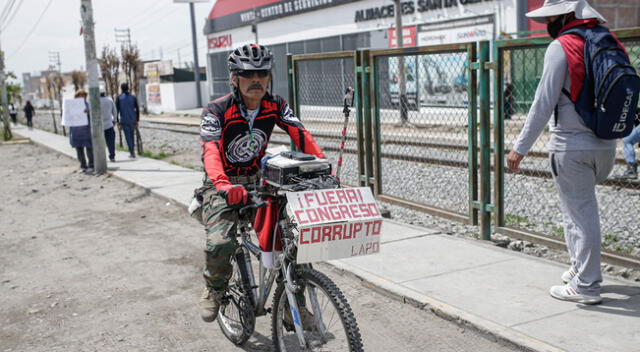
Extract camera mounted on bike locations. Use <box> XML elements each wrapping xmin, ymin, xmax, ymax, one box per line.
<box><xmin>262</xmin><ymin>151</ymin><xmax>332</xmax><ymax>189</ymax></box>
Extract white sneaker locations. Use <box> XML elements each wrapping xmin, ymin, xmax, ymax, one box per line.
<box><xmin>549</xmin><ymin>284</ymin><xmax>602</xmax><ymax>305</ymax></box>
<box><xmin>561</xmin><ymin>267</ymin><xmax>577</xmax><ymax>283</ymax></box>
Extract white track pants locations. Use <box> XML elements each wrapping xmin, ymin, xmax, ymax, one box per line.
<box><xmin>549</xmin><ymin>149</ymin><xmax>615</xmax><ymax>296</ymax></box>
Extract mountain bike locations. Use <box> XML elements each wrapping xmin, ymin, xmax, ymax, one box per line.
<box><xmin>216</xmin><ymin>176</ymin><xmax>364</xmax><ymax>352</ymax></box>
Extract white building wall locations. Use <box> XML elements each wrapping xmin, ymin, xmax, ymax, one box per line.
<box><xmin>207</xmin><ymin>0</ymin><xmax>519</xmax><ymax>54</ymax></box>
<box><xmin>146</xmin><ymin>81</ymin><xmax>208</xmax><ymax>114</ymax></box>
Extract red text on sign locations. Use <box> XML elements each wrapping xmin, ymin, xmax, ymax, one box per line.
<box><xmin>299</xmin><ymin>220</ymin><xmax>382</xmax><ymax>245</ymax></box>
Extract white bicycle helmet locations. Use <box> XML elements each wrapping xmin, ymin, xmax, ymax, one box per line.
<box><xmin>228</xmin><ymin>44</ymin><xmax>273</xmax><ymax>71</ymax></box>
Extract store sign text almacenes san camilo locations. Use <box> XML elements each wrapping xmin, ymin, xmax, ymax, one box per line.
<box><xmin>355</xmin><ymin>0</ymin><xmax>495</xmax><ymax>22</ymax></box>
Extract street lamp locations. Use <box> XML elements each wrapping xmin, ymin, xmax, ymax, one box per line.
<box><xmin>174</xmin><ymin>0</ymin><xmax>207</xmax><ymax>108</ymax></box>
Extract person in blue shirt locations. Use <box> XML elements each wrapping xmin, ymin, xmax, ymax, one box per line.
<box><xmin>115</xmin><ymin>83</ymin><xmax>139</xmax><ymax>158</ymax></box>
<box><xmin>619</xmin><ymin>108</ymin><xmax>640</xmax><ymax>179</ymax></box>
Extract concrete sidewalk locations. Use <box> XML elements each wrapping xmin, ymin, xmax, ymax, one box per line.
<box><xmin>14</xmin><ymin>125</ymin><xmax>640</xmax><ymax>352</ymax></box>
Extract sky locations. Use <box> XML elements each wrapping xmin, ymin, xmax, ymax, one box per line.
<box><xmin>1</xmin><ymin>0</ymin><xmax>216</xmax><ymax>83</ymax></box>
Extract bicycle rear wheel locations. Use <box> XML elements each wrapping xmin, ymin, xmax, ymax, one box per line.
<box><xmin>217</xmin><ymin>250</ymin><xmax>255</xmax><ymax>345</ymax></box>
<box><xmin>271</xmin><ymin>268</ymin><xmax>363</xmax><ymax>352</ymax></box>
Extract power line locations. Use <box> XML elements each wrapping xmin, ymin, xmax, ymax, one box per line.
<box><xmin>1</xmin><ymin>0</ymin><xmax>23</xmax><ymax>31</ymax></box>
<box><xmin>115</xmin><ymin>2</ymin><xmax>165</xmax><ymax>29</ymax></box>
<box><xmin>8</xmin><ymin>0</ymin><xmax>54</xmax><ymax>60</ymax></box>
<box><xmin>0</xmin><ymin>0</ymin><xmax>17</xmax><ymax>24</ymax></box>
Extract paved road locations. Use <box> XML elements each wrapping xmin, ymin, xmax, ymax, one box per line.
<box><xmin>0</xmin><ymin>142</ymin><xmax>522</xmax><ymax>352</ymax></box>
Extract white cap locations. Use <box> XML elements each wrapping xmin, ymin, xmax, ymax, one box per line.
<box><xmin>526</xmin><ymin>0</ymin><xmax>606</xmax><ymax>24</ymax></box>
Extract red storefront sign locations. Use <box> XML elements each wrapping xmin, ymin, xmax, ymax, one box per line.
<box><xmin>388</xmin><ymin>26</ymin><xmax>417</xmax><ymax>48</ymax></box>
<box><xmin>527</xmin><ymin>0</ymin><xmax>547</xmax><ymax>37</ymax></box>
<box><xmin>208</xmin><ymin>34</ymin><xmax>232</xmax><ymax>49</ymax></box>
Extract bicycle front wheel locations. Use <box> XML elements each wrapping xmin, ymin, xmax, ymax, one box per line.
<box><xmin>271</xmin><ymin>268</ymin><xmax>363</xmax><ymax>352</ymax></box>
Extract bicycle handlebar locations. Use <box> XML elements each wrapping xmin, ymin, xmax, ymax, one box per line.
<box><xmin>218</xmin><ymin>185</ymin><xmax>268</xmax><ymax>216</ymax></box>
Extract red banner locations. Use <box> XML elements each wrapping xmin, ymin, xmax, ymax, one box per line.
<box><xmin>208</xmin><ymin>34</ymin><xmax>232</xmax><ymax>49</ymax></box>
<box><xmin>388</xmin><ymin>26</ymin><xmax>417</xmax><ymax>48</ymax></box>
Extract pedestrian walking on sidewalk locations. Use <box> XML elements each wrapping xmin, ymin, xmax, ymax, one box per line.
<box><xmin>69</xmin><ymin>90</ymin><xmax>94</xmax><ymax>173</ymax></box>
<box><xmin>9</xmin><ymin>103</ymin><xmax>17</xmax><ymax>126</ymax></box>
<box><xmin>23</xmin><ymin>101</ymin><xmax>35</xmax><ymax>129</ymax></box>
<box><xmin>100</xmin><ymin>92</ymin><xmax>117</xmax><ymax>162</ymax></box>
<box><xmin>115</xmin><ymin>83</ymin><xmax>139</xmax><ymax>159</ymax></box>
<box><xmin>507</xmin><ymin>0</ymin><xmax>639</xmax><ymax>305</ymax></box>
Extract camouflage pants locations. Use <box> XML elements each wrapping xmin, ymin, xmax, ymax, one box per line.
<box><xmin>201</xmin><ymin>186</ymin><xmax>242</xmax><ymax>291</ymax></box>
<box><xmin>200</xmin><ymin>184</ymin><xmax>308</xmax><ymax>307</ymax></box>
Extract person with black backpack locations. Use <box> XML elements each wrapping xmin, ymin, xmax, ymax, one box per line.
<box><xmin>507</xmin><ymin>0</ymin><xmax>640</xmax><ymax>305</ymax></box>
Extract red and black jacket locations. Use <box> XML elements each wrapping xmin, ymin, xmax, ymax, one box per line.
<box><xmin>200</xmin><ymin>92</ymin><xmax>325</xmax><ymax>189</ymax></box>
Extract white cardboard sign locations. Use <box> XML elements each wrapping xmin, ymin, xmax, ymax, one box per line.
<box><xmin>61</xmin><ymin>98</ymin><xmax>88</xmax><ymax>127</ymax></box>
<box><xmin>286</xmin><ymin>187</ymin><xmax>383</xmax><ymax>263</ymax></box>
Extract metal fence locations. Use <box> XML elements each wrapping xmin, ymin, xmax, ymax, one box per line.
<box><xmin>368</xmin><ymin>43</ymin><xmax>482</xmax><ymax>225</ymax></box>
<box><xmin>287</xmin><ymin>52</ymin><xmax>361</xmax><ymax>187</ymax></box>
<box><xmin>288</xmin><ymin>28</ymin><xmax>640</xmax><ymax>264</ymax></box>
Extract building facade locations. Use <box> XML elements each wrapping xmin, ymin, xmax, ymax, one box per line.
<box><xmin>203</xmin><ymin>0</ymin><xmax>640</xmax><ymax>101</ymax></box>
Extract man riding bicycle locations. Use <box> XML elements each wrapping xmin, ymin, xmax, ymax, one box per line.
<box><xmin>198</xmin><ymin>43</ymin><xmax>325</xmax><ymax>322</ymax></box>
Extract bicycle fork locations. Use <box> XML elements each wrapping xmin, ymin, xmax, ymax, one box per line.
<box><xmin>281</xmin><ymin>262</ymin><xmax>328</xmax><ymax>349</ymax></box>
<box><xmin>282</xmin><ymin>261</ymin><xmax>308</xmax><ymax>349</ymax></box>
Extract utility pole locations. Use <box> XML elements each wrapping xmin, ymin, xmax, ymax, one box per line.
<box><xmin>177</xmin><ymin>48</ymin><xmax>181</xmax><ymax>68</ymax></box>
<box><xmin>114</xmin><ymin>28</ymin><xmax>131</xmax><ymax>48</ymax></box>
<box><xmin>49</xmin><ymin>51</ymin><xmax>65</xmax><ymax>135</ymax></box>
<box><xmin>393</xmin><ymin>0</ymin><xmax>408</xmax><ymax>124</ymax></box>
<box><xmin>252</xmin><ymin>6</ymin><xmax>259</xmax><ymax>44</ymax></box>
<box><xmin>0</xmin><ymin>14</ymin><xmax>12</xmax><ymax>140</ymax></box>
<box><xmin>189</xmin><ymin>2</ymin><xmax>202</xmax><ymax>107</ymax></box>
<box><xmin>0</xmin><ymin>36</ymin><xmax>12</xmax><ymax>141</ymax></box>
<box><xmin>80</xmin><ymin>0</ymin><xmax>107</xmax><ymax>174</ymax></box>
<box><xmin>175</xmin><ymin>0</ymin><xmax>204</xmax><ymax>107</ymax></box>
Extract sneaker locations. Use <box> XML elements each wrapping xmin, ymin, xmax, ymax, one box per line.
<box><xmin>549</xmin><ymin>284</ymin><xmax>602</xmax><ymax>305</ymax></box>
<box><xmin>621</xmin><ymin>163</ymin><xmax>638</xmax><ymax>180</ymax></box>
<box><xmin>283</xmin><ymin>305</ymin><xmax>315</xmax><ymax>331</ymax></box>
<box><xmin>84</xmin><ymin>168</ymin><xmax>94</xmax><ymax>175</ymax></box>
<box><xmin>561</xmin><ymin>267</ymin><xmax>577</xmax><ymax>284</ymax></box>
<box><xmin>200</xmin><ymin>287</ymin><xmax>224</xmax><ymax>322</ymax></box>
<box><xmin>129</xmin><ymin>153</ymin><xmax>136</xmax><ymax>159</ymax></box>
<box><xmin>109</xmin><ymin>158</ymin><xmax>116</xmax><ymax>162</ymax></box>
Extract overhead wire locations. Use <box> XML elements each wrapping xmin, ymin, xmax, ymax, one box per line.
<box><xmin>2</xmin><ymin>0</ymin><xmax>24</xmax><ymax>31</ymax></box>
<box><xmin>0</xmin><ymin>0</ymin><xmax>17</xmax><ymax>24</ymax></box>
<box><xmin>7</xmin><ymin>0</ymin><xmax>53</xmax><ymax>59</ymax></box>
<box><xmin>114</xmin><ymin>1</ymin><xmax>165</xmax><ymax>29</ymax></box>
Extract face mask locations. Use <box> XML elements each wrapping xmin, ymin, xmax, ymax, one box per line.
<box><xmin>547</xmin><ymin>16</ymin><xmax>565</xmax><ymax>38</ymax></box>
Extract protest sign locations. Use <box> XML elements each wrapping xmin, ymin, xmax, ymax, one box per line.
<box><xmin>286</xmin><ymin>187</ymin><xmax>383</xmax><ymax>263</ymax></box>
<box><xmin>61</xmin><ymin>98</ymin><xmax>88</xmax><ymax>127</ymax></box>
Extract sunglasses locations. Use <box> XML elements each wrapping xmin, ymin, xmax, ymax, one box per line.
<box><xmin>237</xmin><ymin>70</ymin><xmax>270</xmax><ymax>78</ymax></box>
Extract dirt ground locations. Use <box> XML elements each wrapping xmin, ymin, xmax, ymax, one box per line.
<box><xmin>0</xmin><ymin>142</ymin><xmax>520</xmax><ymax>352</ymax></box>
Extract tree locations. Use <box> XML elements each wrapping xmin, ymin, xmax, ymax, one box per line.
<box><xmin>120</xmin><ymin>44</ymin><xmax>141</xmax><ymax>96</ymax></box>
<box><xmin>44</xmin><ymin>72</ymin><xmax>59</xmax><ymax>134</ymax></box>
<box><xmin>5</xmin><ymin>71</ymin><xmax>21</xmax><ymax>104</ymax></box>
<box><xmin>53</xmin><ymin>73</ymin><xmax>65</xmax><ymax>135</ymax></box>
<box><xmin>71</xmin><ymin>70</ymin><xmax>87</xmax><ymax>92</ymax></box>
<box><xmin>98</xmin><ymin>45</ymin><xmax>120</xmax><ymax>99</ymax></box>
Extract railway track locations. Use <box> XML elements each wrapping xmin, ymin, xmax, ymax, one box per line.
<box><xmin>139</xmin><ymin>121</ymin><xmax>640</xmax><ymax>190</ymax></box>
